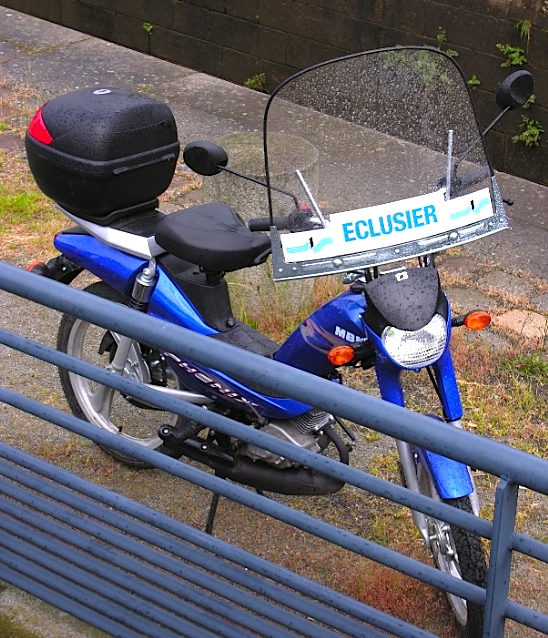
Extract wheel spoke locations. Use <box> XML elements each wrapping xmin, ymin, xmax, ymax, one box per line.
<box><xmin>88</xmin><ymin>383</ymin><xmax>115</xmax><ymax>421</ymax></box>
<box><xmin>57</xmin><ymin>281</ymin><xmax>184</xmax><ymax>467</ymax></box>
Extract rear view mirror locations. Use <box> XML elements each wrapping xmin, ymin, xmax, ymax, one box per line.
<box><xmin>183</xmin><ymin>140</ymin><xmax>228</xmax><ymax>176</ymax></box>
<box><xmin>496</xmin><ymin>70</ymin><xmax>534</xmax><ymax>110</ymax></box>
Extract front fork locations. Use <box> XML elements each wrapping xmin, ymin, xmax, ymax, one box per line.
<box><xmin>374</xmin><ymin>350</ymin><xmax>479</xmax><ymax>547</ymax></box>
<box><xmin>397</xmin><ymin>435</ymin><xmax>480</xmax><ymax>548</ymax></box>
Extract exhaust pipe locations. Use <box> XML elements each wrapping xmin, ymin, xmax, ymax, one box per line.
<box><xmin>161</xmin><ymin>427</ymin><xmax>347</xmax><ymax>496</ymax></box>
<box><xmin>214</xmin><ymin>455</ymin><xmax>345</xmax><ymax>495</ymax></box>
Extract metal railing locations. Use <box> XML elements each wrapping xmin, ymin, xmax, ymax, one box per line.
<box><xmin>0</xmin><ymin>261</ymin><xmax>546</xmax><ymax>637</ymax></box>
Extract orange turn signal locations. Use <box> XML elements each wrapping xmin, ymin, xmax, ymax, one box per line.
<box><xmin>327</xmin><ymin>345</ymin><xmax>356</xmax><ymax>366</ymax></box>
<box><xmin>27</xmin><ymin>260</ymin><xmax>46</xmax><ymax>272</ymax></box>
<box><xmin>464</xmin><ymin>310</ymin><xmax>491</xmax><ymax>331</ymax></box>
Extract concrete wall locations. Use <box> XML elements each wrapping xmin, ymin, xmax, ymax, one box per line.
<box><xmin>2</xmin><ymin>0</ymin><xmax>547</xmax><ymax>185</ymax></box>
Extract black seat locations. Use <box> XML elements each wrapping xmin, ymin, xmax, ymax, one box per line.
<box><xmin>155</xmin><ymin>203</ymin><xmax>271</xmax><ymax>272</ymax></box>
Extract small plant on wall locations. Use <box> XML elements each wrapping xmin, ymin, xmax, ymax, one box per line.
<box><xmin>435</xmin><ymin>27</ymin><xmax>458</xmax><ymax>57</ymax></box>
<box><xmin>515</xmin><ymin>18</ymin><xmax>532</xmax><ymax>52</ymax></box>
<box><xmin>496</xmin><ymin>18</ymin><xmax>544</xmax><ymax>148</ymax></box>
<box><xmin>496</xmin><ymin>43</ymin><xmax>527</xmax><ymax>67</ymax></box>
<box><xmin>143</xmin><ymin>22</ymin><xmax>154</xmax><ymax>53</ymax></box>
<box><xmin>513</xmin><ymin>116</ymin><xmax>544</xmax><ymax>147</ymax></box>
<box><xmin>244</xmin><ymin>73</ymin><xmax>267</xmax><ymax>92</ymax></box>
<box><xmin>467</xmin><ymin>75</ymin><xmax>481</xmax><ymax>90</ymax></box>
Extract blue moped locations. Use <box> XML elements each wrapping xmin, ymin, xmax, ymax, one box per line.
<box><xmin>27</xmin><ymin>47</ymin><xmax>533</xmax><ymax>636</ymax></box>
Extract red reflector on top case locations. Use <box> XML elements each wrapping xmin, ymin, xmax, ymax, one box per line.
<box><xmin>28</xmin><ymin>107</ymin><xmax>53</xmax><ymax>145</ymax></box>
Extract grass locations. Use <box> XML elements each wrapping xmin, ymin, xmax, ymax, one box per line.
<box><xmin>503</xmin><ymin>352</ymin><xmax>548</xmax><ymax>383</ymax></box>
<box><xmin>0</xmin><ymin>80</ymin><xmax>546</xmax><ymax>636</ymax></box>
<box><xmin>0</xmin><ymin>81</ymin><xmax>64</xmax><ymax>263</ymax></box>
<box><xmin>349</xmin><ymin>558</ymin><xmax>453</xmax><ymax>635</ymax></box>
<box><xmin>450</xmin><ymin>333</ymin><xmax>547</xmax><ymax>456</ymax></box>
<box><xmin>0</xmin><ymin>150</ymin><xmax>62</xmax><ymax>263</ymax></box>
<box><xmin>229</xmin><ymin>270</ymin><xmax>344</xmax><ymax>340</ymax></box>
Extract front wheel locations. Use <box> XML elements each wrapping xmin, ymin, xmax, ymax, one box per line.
<box><xmin>417</xmin><ymin>464</ymin><xmax>487</xmax><ymax>637</ymax></box>
<box><xmin>57</xmin><ymin>281</ymin><xmax>183</xmax><ymax>468</ymax></box>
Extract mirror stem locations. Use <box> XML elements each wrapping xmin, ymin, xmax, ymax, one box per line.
<box><xmin>219</xmin><ymin>166</ymin><xmax>300</xmax><ymax>209</ymax></box>
<box><xmin>452</xmin><ymin>104</ymin><xmax>513</xmax><ymax>176</ymax></box>
<box><xmin>481</xmin><ymin>105</ymin><xmax>512</xmax><ymax>137</ymax></box>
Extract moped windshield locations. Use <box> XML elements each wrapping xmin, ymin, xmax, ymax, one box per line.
<box><xmin>263</xmin><ymin>47</ymin><xmax>508</xmax><ymax>280</ymax></box>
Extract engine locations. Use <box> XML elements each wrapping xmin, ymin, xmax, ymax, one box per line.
<box><xmin>240</xmin><ymin>409</ymin><xmax>334</xmax><ymax>469</ymax></box>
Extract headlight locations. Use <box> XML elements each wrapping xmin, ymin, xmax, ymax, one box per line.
<box><xmin>381</xmin><ymin>313</ymin><xmax>447</xmax><ymax>368</ymax></box>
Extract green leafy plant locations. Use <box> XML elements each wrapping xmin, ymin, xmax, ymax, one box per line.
<box><xmin>512</xmin><ymin>115</ymin><xmax>544</xmax><ymax>147</ymax></box>
<box><xmin>496</xmin><ymin>43</ymin><xmax>527</xmax><ymax>67</ymax></box>
<box><xmin>244</xmin><ymin>73</ymin><xmax>266</xmax><ymax>92</ymax></box>
<box><xmin>143</xmin><ymin>22</ymin><xmax>154</xmax><ymax>35</ymax></box>
<box><xmin>516</xmin><ymin>18</ymin><xmax>533</xmax><ymax>50</ymax></box>
<box><xmin>467</xmin><ymin>74</ymin><xmax>481</xmax><ymax>89</ymax></box>
<box><xmin>523</xmin><ymin>94</ymin><xmax>536</xmax><ymax>109</ymax></box>
<box><xmin>435</xmin><ymin>27</ymin><xmax>458</xmax><ymax>57</ymax></box>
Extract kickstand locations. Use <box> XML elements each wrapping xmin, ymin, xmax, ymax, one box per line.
<box><xmin>205</xmin><ymin>490</ymin><xmax>221</xmax><ymax>535</ymax></box>
<box><xmin>205</xmin><ymin>482</ymin><xmax>268</xmax><ymax>535</ymax></box>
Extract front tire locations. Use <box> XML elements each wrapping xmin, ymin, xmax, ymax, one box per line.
<box><xmin>417</xmin><ymin>464</ymin><xmax>487</xmax><ymax>637</ymax></box>
<box><xmin>57</xmin><ymin>281</ymin><xmax>181</xmax><ymax>468</ymax></box>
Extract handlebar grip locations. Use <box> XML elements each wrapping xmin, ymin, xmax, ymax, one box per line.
<box><xmin>248</xmin><ymin>216</ymin><xmax>288</xmax><ymax>231</ymax></box>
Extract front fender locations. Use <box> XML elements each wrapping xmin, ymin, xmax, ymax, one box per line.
<box><xmin>417</xmin><ymin>447</ymin><xmax>473</xmax><ymax>500</ymax></box>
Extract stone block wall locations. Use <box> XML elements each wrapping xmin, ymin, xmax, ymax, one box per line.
<box><xmin>2</xmin><ymin>0</ymin><xmax>546</xmax><ymax>184</ymax></box>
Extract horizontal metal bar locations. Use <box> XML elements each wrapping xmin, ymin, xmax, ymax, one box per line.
<box><xmin>0</xmin><ymin>482</ymin><xmax>337</xmax><ymax>638</ymax></box>
<box><xmin>510</xmin><ymin>531</ymin><xmax>548</xmax><ymax>563</ymax></box>
<box><xmin>504</xmin><ymin>599</ymin><xmax>548</xmax><ymax>635</ymax></box>
<box><xmin>0</xmin><ymin>562</ymin><xmax>145</xmax><ymax>638</ymax></box>
<box><xmin>0</xmin><ymin>445</ymin><xmax>436</xmax><ymax>638</ymax></box>
<box><xmin>0</xmin><ymin>396</ymin><xmax>486</xmax><ymax>608</ymax></box>
<box><xmin>0</xmin><ymin>334</ymin><xmax>494</xmax><ymax>541</ymax></box>
<box><xmin>0</xmin><ymin>520</ymin><xmax>219</xmax><ymax>638</ymax></box>
<box><xmin>0</xmin><ymin>544</ymin><xmax>185</xmax><ymax>638</ymax></box>
<box><xmin>1</xmin><ymin>261</ymin><xmax>546</xmax><ymax>494</ymax></box>
<box><xmin>0</xmin><ymin>494</ymin><xmax>270</xmax><ymax>638</ymax></box>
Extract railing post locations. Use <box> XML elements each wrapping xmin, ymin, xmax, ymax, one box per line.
<box><xmin>483</xmin><ymin>479</ymin><xmax>519</xmax><ymax>637</ymax></box>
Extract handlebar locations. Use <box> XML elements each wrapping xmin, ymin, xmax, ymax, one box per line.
<box><xmin>248</xmin><ymin>216</ymin><xmax>288</xmax><ymax>231</ymax></box>
<box><xmin>249</xmin><ymin>165</ymin><xmax>512</xmax><ymax>234</ymax></box>
<box><xmin>248</xmin><ymin>206</ymin><xmax>323</xmax><ymax>233</ymax></box>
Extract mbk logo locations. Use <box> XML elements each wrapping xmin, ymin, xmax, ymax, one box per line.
<box><xmin>395</xmin><ymin>271</ymin><xmax>409</xmax><ymax>282</ymax></box>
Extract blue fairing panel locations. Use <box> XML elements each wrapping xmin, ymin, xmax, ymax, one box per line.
<box><xmin>53</xmin><ymin>232</ymin><xmax>313</xmax><ymax>419</ymax></box>
<box><xmin>54</xmin><ymin>234</ymin><xmax>218</xmax><ymax>335</ymax></box>
<box><xmin>54</xmin><ymin>233</ymin><xmax>146</xmax><ymax>298</ymax></box>
<box><xmin>149</xmin><ymin>268</ymin><xmax>218</xmax><ymax>336</ymax></box>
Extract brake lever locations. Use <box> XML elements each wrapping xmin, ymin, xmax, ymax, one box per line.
<box><xmin>289</xmin><ymin>206</ymin><xmax>323</xmax><ymax>231</ymax></box>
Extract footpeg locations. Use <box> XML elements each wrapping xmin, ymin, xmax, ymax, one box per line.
<box><xmin>159</xmin><ymin>419</ymin><xmax>204</xmax><ymax>444</ymax></box>
<box><xmin>159</xmin><ymin>422</ymin><xmax>235</xmax><ymax>467</ymax></box>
